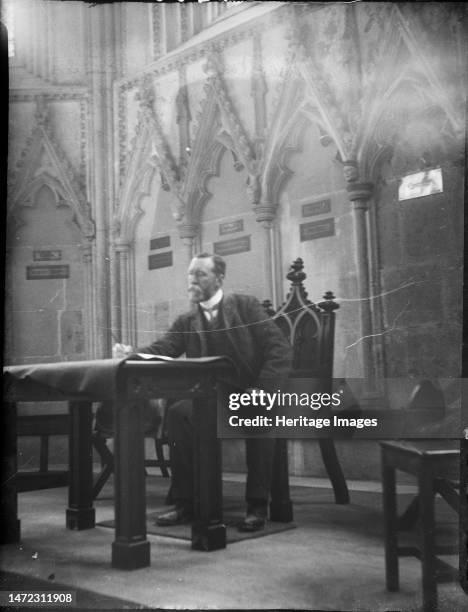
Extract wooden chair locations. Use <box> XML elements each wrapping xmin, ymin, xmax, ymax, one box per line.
<box><xmin>92</xmin><ymin>399</ymin><xmax>171</xmax><ymax>499</ymax></box>
<box><xmin>16</xmin><ymin>412</ymin><xmax>69</xmax><ymax>492</ymax></box>
<box><xmin>266</xmin><ymin>257</ymin><xmax>350</xmax><ymax>522</ymax></box>
<box><xmin>15</xmin><ymin>404</ymin><xmax>170</xmax><ymax>499</ymax></box>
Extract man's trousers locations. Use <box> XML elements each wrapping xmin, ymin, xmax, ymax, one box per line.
<box><xmin>167</xmin><ymin>398</ymin><xmax>275</xmax><ymax>505</ymax></box>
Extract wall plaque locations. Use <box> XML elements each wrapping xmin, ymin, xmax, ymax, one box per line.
<box><xmin>214</xmin><ymin>235</ymin><xmax>251</xmax><ymax>256</ymax></box>
<box><xmin>27</xmin><ymin>265</ymin><xmax>70</xmax><ymax>279</ymax></box>
<box><xmin>219</xmin><ymin>219</ymin><xmax>244</xmax><ymax>235</ymax></box>
<box><xmin>398</xmin><ymin>168</ymin><xmax>443</xmax><ymax>201</ymax></box>
<box><xmin>300</xmin><ymin>218</ymin><xmax>335</xmax><ymax>242</ymax></box>
<box><xmin>302</xmin><ymin>199</ymin><xmax>331</xmax><ymax>217</ymax></box>
<box><xmin>148</xmin><ymin>251</ymin><xmax>173</xmax><ymax>270</ymax></box>
<box><xmin>33</xmin><ymin>249</ymin><xmax>62</xmax><ymax>261</ymax></box>
<box><xmin>150</xmin><ymin>235</ymin><xmax>170</xmax><ymax>250</ymax></box>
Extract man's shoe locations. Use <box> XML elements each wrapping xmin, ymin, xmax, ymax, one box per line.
<box><xmin>238</xmin><ymin>513</ymin><xmax>266</xmax><ymax>532</ymax></box>
<box><xmin>155</xmin><ymin>504</ymin><xmax>193</xmax><ymax>526</ymax></box>
<box><xmin>238</xmin><ymin>502</ymin><xmax>267</xmax><ymax>532</ymax></box>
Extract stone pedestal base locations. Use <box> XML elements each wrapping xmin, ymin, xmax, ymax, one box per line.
<box><xmin>112</xmin><ymin>540</ymin><xmax>151</xmax><ymax>570</ymax></box>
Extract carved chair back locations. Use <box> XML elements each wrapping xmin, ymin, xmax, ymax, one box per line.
<box><xmin>263</xmin><ymin>257</ymin><xmax>339</xmax><ymax>391</ymax></box>
<box><xmin>264</xmin><ymin>258</ymin><xmax>350</xmax><ymax>517</ymax></box>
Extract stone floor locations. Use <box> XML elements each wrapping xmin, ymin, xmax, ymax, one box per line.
<box><xmin>0</xmin><ymin>473</ymin><xmax>465</xmax><ymax>611</ymax></box>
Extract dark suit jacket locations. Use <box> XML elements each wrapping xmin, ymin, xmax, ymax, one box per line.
<box><xmin>139</xmin><ymin>293</ymin><xmax>292</xmax><ymax>393</ymax></box>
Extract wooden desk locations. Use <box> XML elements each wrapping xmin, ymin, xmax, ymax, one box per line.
<box><xmin>380</xmin><ymin>441</ymin><xmax>461</xmax><ymax>611</ymax></box>
<box><xmin>3</xmin><ymin>357</ymin><xmax>233</xmax><ymax>569</ymax></box>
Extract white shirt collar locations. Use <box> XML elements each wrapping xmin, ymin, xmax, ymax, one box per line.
<box><xmin>200</xmin><ymin>288</ymin><xmax>223</xmax><ymax>310</ymax></box>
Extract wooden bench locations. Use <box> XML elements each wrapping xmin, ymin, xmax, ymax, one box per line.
<box><xmin>16</xmin><ymin>412</ymin><xmax>69</xmax><ymax>492</ymax></box>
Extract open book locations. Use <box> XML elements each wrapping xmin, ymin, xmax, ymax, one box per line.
<box><xmin>126</xmin><ymin>353</ymin><xmax>174</xmax><ymax>361</ymax></box>
<box><xmin>125</xmin><ymin>354</ymin><xmax>234</xmax><ymax>365</ymax></box>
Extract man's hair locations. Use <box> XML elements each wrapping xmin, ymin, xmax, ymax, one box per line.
<box><xmin>193</xmin><ymin>252</ymin><xmax>226</xmax><ymax>277</ymax></box>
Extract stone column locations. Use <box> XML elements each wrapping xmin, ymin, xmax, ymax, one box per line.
<box><xmin>38</xmin><ymin>1</ymin><xmax>47</xmax><ymax>79</ymax></box>
<box><xmin>345</xmin><ymin>171</ymin><xmax>378</xmax><ymax>397</ymax></box>
<box><xmin>110</xmin><ymin>225</ymin><xmax>121</xmax><ymax>345</ymax></box>
<box><xmin>46</xmin><ymin>0</ymin><xmax>55</xmax><ymax>83</ymax></box>
<box><xmin>81</xmin><ymin>241</ymin><xmax>95</xmax><ymax>358</ymax></box>
<box><xmin>25</xmin><ymin>0</ymin><xmax>34</xmax><ymax>75</ymax></box>
<box><xmin>115</xmin><ymin>239</ymin><xmax>135</xmax><ymax>347</ymax></box>
<box><xmin>178</xmin><ymin>223</ymin><xmax>198</xmax><ymax>266</ymax></box>
<box><xmin>254</xmin><ymin>203</ymin><xmax>280</xmax><ymax>307</ymax></box>
<box><xmin>32</xmin><ymin>0</ymin><xmax>40</xmax><ymax>77</ymax></box>
<box><xmin>86</xmin><ymin>3</ymin><xmax>117</xmax><ymax>358</ymax></box>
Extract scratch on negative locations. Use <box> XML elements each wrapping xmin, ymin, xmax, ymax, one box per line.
<box><xmin>344</xmin><ymin>302</ymin><xmax>411</xmax><ymax>351</ymax></box>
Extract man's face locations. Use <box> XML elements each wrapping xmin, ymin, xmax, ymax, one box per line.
<box><xmin>187</xmin><ymin>257</ymin><xmax>223</xmax><ymax>303</ymax></box>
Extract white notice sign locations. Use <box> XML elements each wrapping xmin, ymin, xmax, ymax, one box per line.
<box><xmin>398</xmin><ymin>168</ymin><xmax>443</xmax><ymax>201</ymax></box>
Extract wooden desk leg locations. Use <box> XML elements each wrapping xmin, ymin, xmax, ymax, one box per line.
<box><xmin>270</xmin><ymin>438</ymin><xmax>293</xmax><ymax>522</ymax></box>
<box><xmin>66</xmin><ymin>401</ymin><xmax>95</xmax><ymax>530</ymax></box>
<box><xmin>419</xmin><ymin>460</ymin><xmax>437</xmax><ymax>612</ymax></box>
<box><xmin>0</xmin><ymin>402</ymin><xmax>21</xmax><ymax>543</ymax></box>
<box><xmin>112</xmin><ymin>385</ymin><xmax>150</xmax><ymax>569</ymax></box>
<box><xmin>191</xmin><ymin>392</ymin><xmax>226</xmax><ymax>551</ymax></box>
<box><xmin>381</xmin><ymin>449</ymin><xmax>399</xmax><ymax>591</ymax></box>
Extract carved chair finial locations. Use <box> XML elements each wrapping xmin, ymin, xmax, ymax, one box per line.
<box><xmin>286</xmin><ymin>258</ymin><xmax>306</xmax><ymax>284</ymax></box>
<box><xmin>285</xmin><ymin>258</ymin><xmax>309</xmax><ymax>303</ymax></box>
<box><xmin>318</xmin><ymin>291</ymin><xmax>340</xmax><ymax>312</ymax></box>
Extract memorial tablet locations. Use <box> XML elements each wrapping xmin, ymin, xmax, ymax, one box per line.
<box><xmin>148</xmin><ymin>251</ymin><xmax>173</xmax><ymax>270</ymax></box>
<box><xmin>214</xmin><ymin>235</ymin><xmax>251</xmax><ymax>256</ymax></box>
<box><xmin>300</xmin><ymin>218</ymin><xmax>335</xmax><ymax>242</ymax></box>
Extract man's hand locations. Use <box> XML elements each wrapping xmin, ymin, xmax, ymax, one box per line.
<box><xmin>112</xmin><ymin>343</ymin><xmax>134</xmax><ymax>359</ymax></box>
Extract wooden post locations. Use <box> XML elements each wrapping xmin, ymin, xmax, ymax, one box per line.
<box><xmin>191</xmin><ymin>380</ymin><xmax>226</xmax><ymax>551</ymax></box>
<box><xmin>112</xmin><ymin>373</ymin><xmax>150</xmax><ymax>569</ymax></box>
<box><xmin>0</xmin><ymin>402</ymin><xmax>21</xmax><ymax>544</ymax></box>
<box><xmin>419</xmin><ymin>458</ymin><xmax>437</xmax><ymax>611</ymax></box>
<box><xmin>381</xmin><ymin>446</ymin><xmax>399</xmax><ymax>592</ymax></box>
<box><xmin>66</xmin><ymin>401</ymin><xmax>95</xmax><ymax>530</ymax></box>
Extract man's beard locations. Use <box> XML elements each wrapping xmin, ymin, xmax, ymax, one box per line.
<box><xmin>188</xmin><ymin>285</ymin><xmax>206</xmax><ymax>303</ymax></box>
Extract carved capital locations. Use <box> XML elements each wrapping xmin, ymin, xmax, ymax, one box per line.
<box><xmin>346</xmin><ymin>182</ymin><xmax>373</xmax><ymax>207</ymax></box>
<box><xmin>246</xmin><ymin>173</ymin><xmax>261</xmax><ymax>206</ymax></box>
<box><xmin>81</xmin><ymin>241</ymin><xmax>93</xmax><ymax>264</ymax></box>
<box><xmin>177</xmin><ymin>223</ymin><xmax>199</xmax><ymax>241</ymax></box>
<box><xmin>254</xmin><ymin>202</ymin><xmax>276</xmax><ymax>225</ymax></box>
<box><xmin>342</xmin><ymin>160</ymin><xmax>359</xmax><ymax>183</ymax></box>
<box><xmin>114</xmin><ymin>238</ymin><xmax>132</xmax><ymax>253</ymax></box>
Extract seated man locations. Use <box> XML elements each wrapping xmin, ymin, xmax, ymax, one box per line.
<box><xmin>115</xmin><ymin>252</ymin><xmax>292</xmax><ymax>532</ymax></box>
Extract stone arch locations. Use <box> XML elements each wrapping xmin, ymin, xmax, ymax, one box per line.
<box><xmin>359</xmin><ymin>72</ymin><xmax>463</xmax><ymax>183</ymax></box>
<box><xmin>186</xmin><ymin>139</ymin><xmax>227</xmax><ymax>228</ymax></box>
<box><xmin>9</xmin><ymin>125</ymin><xmax>94</xmax><ymax>241</ymax></box>
<box><xmin>115</xmin><ymin>158</ymin><xmax>158</xmax><ymax>244</ymax></box>
<box><xmin>8</xmin><ymin>173</ymin><xmax>85</xmax><ymax>239</ymax></box>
